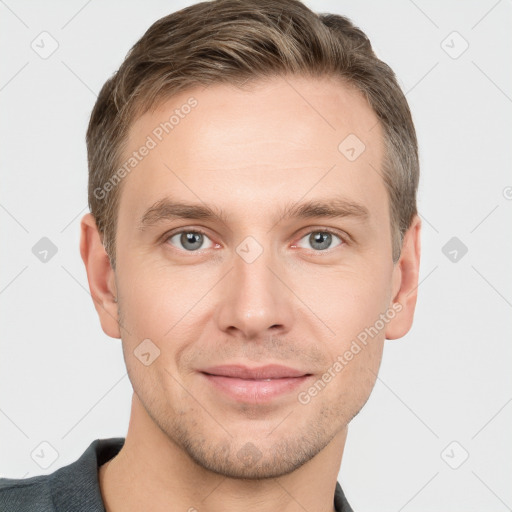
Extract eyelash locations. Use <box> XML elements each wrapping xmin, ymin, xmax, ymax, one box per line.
<box><xmin>162</xmin><ymin>227</ymin><xmax>348</xmax><ymax>254</ymax></box>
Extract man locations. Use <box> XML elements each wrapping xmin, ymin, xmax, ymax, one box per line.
<box><xmin>0</xmin><ymin>0</ymin><xmax>420</xmax><ymax>510</ymax></box>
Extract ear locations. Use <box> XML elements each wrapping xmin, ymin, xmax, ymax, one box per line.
<box><xmin>79</xmin><ymin>213</ymin><xmax>121</xmax><ymax>339</ymax></box>
<box><xmin>385</xmin><ymin>215</ymin><xmax>421</xmax><ymax>340</ymax></box>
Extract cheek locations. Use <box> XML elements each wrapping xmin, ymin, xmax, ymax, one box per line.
<box><xmin>116</xmin><ymin>261</ymin><xmax>214</xmax><ymax>382</ymax></box>
<box><xmin>117</xmin><ymin>260</ymin><xmax>202</xmax><ymax>336</ymax></box>
<box><xmin>335</xmin><ymin>334</ymin><xmax>384</xmax><ymax>415</ymax></box>
<box><xmin>295</xmin><ymin>263</ymin><xmax>390</xmax><ymax>406</ymax></box>
<box><xmin>294</xmin><ymin>261</ymin><xmax>393</xmax><ymax>343</ymax></box>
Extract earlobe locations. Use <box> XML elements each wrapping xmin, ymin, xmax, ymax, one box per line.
<box><xmin>79</xmin><ymin>213</ymin><xmax>121</xmax><ymax>339</ymax></box>
<box><xmin>385</xmin><ymin>215</ymin><xmax>422</xmax><ymax>340</ymax></box>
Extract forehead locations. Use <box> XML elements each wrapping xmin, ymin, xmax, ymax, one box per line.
<box><xmin>118</xmin><ymin>75</ymin><xmax>386</xmax><ymax>223</ymax></box>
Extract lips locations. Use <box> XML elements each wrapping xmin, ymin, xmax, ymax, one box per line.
<box><xmin>200</xmin><ymin>364</ymin><xmax>310</xmax><ymax>380</ymax></box>
<box><xmin>199</xmin><ymin>364</ymin><xmax>313</xmax><ymax>403</ymax></box>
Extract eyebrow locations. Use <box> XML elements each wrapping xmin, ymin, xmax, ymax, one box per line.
<box><xmin>137</xmin><ymin>196</ymin><xmax>369</xmax><ymax>231</ymax></box>
<box><xmin>280</xmin><ymin>198</ymin><xmax>369</xmax><ymax>222</ymax></box>
<box><xmin>138</xmin><ymin>198</ymin><xmax>229</xmax><ymax>231</ymax></box>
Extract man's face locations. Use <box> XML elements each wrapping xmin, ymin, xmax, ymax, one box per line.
<box><xmin>111</xmin><ymin>76</ymin><xmax>399</xmax><ymax>478</ymax></box>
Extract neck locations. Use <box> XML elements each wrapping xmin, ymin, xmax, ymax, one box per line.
<box><xmin>99</xmin><ymin>393</ymin><xmax>347</xmax><ymax>512</ymax></box>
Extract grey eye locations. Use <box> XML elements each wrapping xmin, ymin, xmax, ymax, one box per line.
<box><xmin>168</xmin><ymin>231</ymin><xmax>213</xmax><ymax>251</ymax></box>
<box><xmin>297</xmin><ymin>231</ymin><xmax>343</xmax><ymax>251</ymax></box>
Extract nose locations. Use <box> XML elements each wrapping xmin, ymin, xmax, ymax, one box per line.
<box><xmin>214</xmin><ymin>243</ymin><xmax>295</xmax><ymax>340</ymax></box>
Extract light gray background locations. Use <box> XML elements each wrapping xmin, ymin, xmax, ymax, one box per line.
<box><xmin>1</xmin><ymin>1</ymin><xmax>511</xmax><ymax>510</ymax></box>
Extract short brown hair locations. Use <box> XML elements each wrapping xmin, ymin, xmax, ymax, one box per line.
<box><xmin>86</xmin><ymin>0</ymin><xmax>419</xmax><ymax>269</ymax></box>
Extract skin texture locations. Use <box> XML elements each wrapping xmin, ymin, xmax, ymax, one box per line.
<box><xmin>80</xmin><ymin>75</ymin><xmax>421</xmax><ymax>512</ymax></box>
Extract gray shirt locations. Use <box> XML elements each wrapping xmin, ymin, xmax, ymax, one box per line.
<box><xmin>0</xmin><ymin>438</ymin><xmax>354</xmax><ymax>511</ymax></box>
